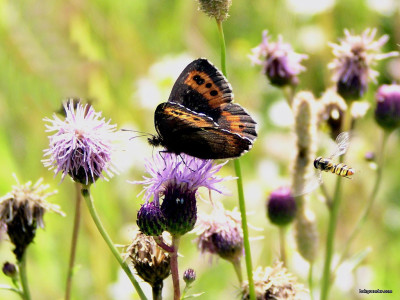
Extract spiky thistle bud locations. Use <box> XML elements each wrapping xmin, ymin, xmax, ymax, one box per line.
<box><xmin>375</xmin><ymin>84</ymin><xmax>400</xmax><ymax>131</ymax></box>
<box><xmin>137</xmin><ymin>201</ymin><xmax>166</xmax><ymax>236</ymax></box>
<box><xmin>0</xmin><ymin>178</ymin><xmax>63</xmax><ymax>261</ymax></box>
<box><xmin>2</xmin><ymin>262</ymin><xmax>17</xmax><ymax>278</ymax></box>
<box><xmin>267</xmin><ymin>187</ymin><xmax>297</xmax><ymax>226</ymax></box>
<box><xmin>294</xmin><ymin>208</ymin><xmax>318</xmax><ymax>262</ymax></box>
<box><xmin>183</xmin><ymin>268</ymin><xmax>196</xmax><ymax>285</ymax></box>
<box><xmin>241</xmin><ymin>262</ymin><xmax>307</xmax><ymax>300</ymax></box>
<box><xmin>197</xmin><ymin>0</ymin><xmax>232</xmax><ymax>22</ymax></box>
<box><xmin>127</xmin><ymin>232</ymin><xmax>171</xmax><ymax>291</ymax></box>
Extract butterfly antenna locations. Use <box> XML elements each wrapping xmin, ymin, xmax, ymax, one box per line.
<box><xmin>179</xmin><ymin>154</ymin><xmax>195</xmax><ymax>172</ymax></box>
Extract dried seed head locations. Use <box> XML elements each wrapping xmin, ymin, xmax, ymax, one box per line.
<box><xmin>241</xmin><ymin>262</ymin><xmax>307</xmax><ymax>300</ymax></box>
<box><xmin>0</xmin><ymin>177</ymin><xmax>63</xmax><ymax>261</ymax></box>
<box><xmin>127</xmin><ymin>232</ymin><xmax>171</xmax><ymax>288</ymax></box>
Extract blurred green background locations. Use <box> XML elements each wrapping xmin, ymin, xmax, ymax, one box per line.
<box><xmin>0</xmin><ymin>0</ymin><xmax>400</xmax><ymax>299</ymax></box>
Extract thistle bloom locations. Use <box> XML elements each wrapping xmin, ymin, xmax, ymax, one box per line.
<box><xmin>241</xmin><ymin>262</ymin><xmax>307</xmax><ymax>300</ymax></box>
<box><xmin>195</xmin><ymin>205</ymin><xmax>243</xmax><ymax>263</ymax></box>
<box><xmin>134</xmin><ymin>153</ymin><xmax>229</xmax><ymax>236</ymax></box>
<box><xmin>0</xmin><ymin>178</ymin><xmax>63</xmax><ymax>260</ymax></box>
<box><xmin>328</xmin><ymin>28</ymin><xmax>399</xmax><ymax>101</ymax></box>
<box><xmin>43</xmin><ymin>100</ymin><xmax>117</xmax><ymax>185</ymax></box>
<box><xmin>375</xmin><ymin>84</ymin><xmax>400</xmax><ymax>131</ymax></box>
<box><xmin>250</xmin><ymin>30</ymin><xmax>308</xmax><ymax>87</ymax></box>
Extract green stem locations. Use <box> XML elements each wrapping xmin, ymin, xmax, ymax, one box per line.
<box><xmin>81</xmin><ymin>187</ymin><xmax>147</xmax><ymax>300</ymax></box>
<box><xmin>170</xmin><ymin>236</ymin><xmax>181</xmax><ymax>300</ymax></box>
<box><xmin>216</xmin><ymin>18</ymin><xmax>256</xmax><ymax>300</ymax></box>
<box><xmin>308</xmin><ymin>263</ymin><xmax>314</xmax><ymax>300</ymax></box>
<box><xmin>320</xmin><ymin>172</ymin><xmax>342</xmax><ymax>300</ymax></box>
<box><xmin>18</xmin><ymin>253</ymin><xmax>31</xmax><ymax>300</ymax></box>
<box><xmin>232</xmin><ymin>257</ymin><xmax>243</xmax><ymax>284</ymax></box>
<box><xmin>152</xmin><ymin>282</ymin><xmax>163</xmax><ymax>300</ymax></box>
<box><xmin>335</xmin><ymin>130</ymin><xmax>390</xmax><ymax>269</ymax></box>
<box><xmin>279</xmin><ymin>227</ymin><xmax>287</xmax><ymax>266</ymax></box>
<box><xmin>65</xmin><ymin>182</ymin><xmax>82</xmax><ymax>300</ymax></box>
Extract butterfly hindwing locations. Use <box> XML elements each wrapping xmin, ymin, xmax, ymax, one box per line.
<box><xmin>218</xmin><ymin>103</ymin><xmax>257</xmax><ymax>142</ymax></box>
<box><xmin>151</xmin><ymin>58</ymin><xmax>257</xmax><ymax>159</ymax></box>
<box><xmin>168</xmin><ymin>58</ymin><xmax>233</xmax><ymax>121</ymax></box>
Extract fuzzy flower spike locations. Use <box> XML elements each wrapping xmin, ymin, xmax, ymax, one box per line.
<box><xmin>328</xmin><ymin>28</ymin><xmax>399</xmax><ymax>101</ymax></box>
<box><xmin>250</xmin><ymin>30</ymin><xmax>308</xmax><ymax>87</ymax></box>
<box><xmin>134</xmin><ymin>153</ymin><xmax>229</xmax><ymax>236</ymax></box>
<box><xmin>43</xmin><ymin>100</ymin><xmax>117</xmax><ymax>185</ymax></box>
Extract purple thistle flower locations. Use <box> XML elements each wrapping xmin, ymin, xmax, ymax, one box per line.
<box><xmin>43</xmin><ymin>100</ymin><xmax>117</xmax><ymax>185</ymax></box>
<box><xmin>195</xmin><ymin>204</ymin><xmax>243</xmax><ymax>263</ymax></box>
<box><xmin>134</xmin><ymin>153</ymin><xmax>229</xmax><ymax>204</ymax></box>
<box><xmin>328</xmin><ymin>28</ymin><xmax>399</xmax><ymax>101</ymax></box>
<box><xmin>250</xmin><ymin>30</ymin><xmax>308</xmax><ymax>87</ymax></box>
<box><xmin>134</xmin><ymin>153</ymin><xmax>229</xmax><ymax>236</ymax></box>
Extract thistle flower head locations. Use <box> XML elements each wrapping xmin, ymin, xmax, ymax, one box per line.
<box><xmin>134</xmin><ymin>153</ymin><xmax>229</xmax><ymax>236</ymax></box>
<box><xmin>375</xmin><ymin>84</ymin><xmax>400</xmax><ymax>131</ymax></box>
<box><xmin>0</xmin><ymin>177</ymin><xmax>63</xmax><ymax>260</ymax></box>
<box><xmin>43</xmin><ymin>100</ymin><xmax>117</xmax><ymax>185</ymax></box>
<box><xmin>195</xmin><ymin>204</ymin><xmax>243</xmax><ymax>263</ymax></box>
<box><xmin>197</xmin><ymin>0</ymin><xmax>232</xmax><ymax>22</ymax></box>
<box><xmin>250</xmin><ymin>30</ymin><xmax>308</xmax><ymax>87</ymax></box>
<box><xmin>127</xmin><ymin>231</ymin><xmax>170</xmax><ymax>288</ymax></box>
<box><xmin>328</xmin><ymin>28</ymin><xmax>399</xmax><ymax>101</ymax></box>
<box><xmin>267</xmin><ymin>187</ymin><xmax>297</xmax><ymax>226</ymax></box>
<box><xmin>241</xmin><ymin>262</ymin><xmax>307</xmax><ymax>300</ymax></box>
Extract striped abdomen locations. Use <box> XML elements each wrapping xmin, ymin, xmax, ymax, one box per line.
<box><xmin>330</xmin><ymin>163</ymin><xmax>355</xmax><ymax>178</ymax></box>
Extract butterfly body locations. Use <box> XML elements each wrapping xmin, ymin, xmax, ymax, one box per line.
<box><xmin>150</xmin><ymin>59</ymin><xmax>257</xmax><ymax>159</ymax></box>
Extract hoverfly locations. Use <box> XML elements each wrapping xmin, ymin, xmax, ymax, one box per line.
<box><xmin>296</xmin><ymin>132</ymin><xmax>355</xmax><ymax>196</ymax></box>
<box><xmin>314</xmin><ymin>132</ymin><xmax>355</xmax><ymax>178</ymax></box>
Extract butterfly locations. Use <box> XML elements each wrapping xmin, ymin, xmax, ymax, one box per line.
<box><xmin>148</xmin><ymin>58</ymin><xmax>257</xmax><ymax>159</ymax></box>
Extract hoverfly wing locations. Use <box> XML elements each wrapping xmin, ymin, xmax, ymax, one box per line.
<box><xmin>293</xmin><ymin>170</ymin><xmax>323</xmax><ymax>197</ymax></box>
<box><xmin>329</xmin><ymin>131</ymin><xmax>350</xmax><ymax>159</ymax></box>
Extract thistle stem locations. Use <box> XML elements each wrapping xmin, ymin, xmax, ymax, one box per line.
<box><xmin>335</xmin><ymin>129</ymin><xmax>390</xmax><ymax>269</ymax></box>
<box><xmin>170</xmin><ymin>236</ymin><xmax>181</xmax><ymax>300</ymax></box>
<box><xmin>308</xmin><ymin>263</ymin><xmax>314</xmax><ymax>300</ymax></box>
<box><xmin>232</xmin><ymin>257</ymin><xmax>243</xmax><ymax>284</ymax></box>
<box><xmin>0</xmin><ymin>285</ymin><xmax>24</xmax><ymax>297</ymax></box>
<box><xmin>81</xmin><ymin>187</ymin><xmax>147</xmax><ymax>300</ymax></box>
<box><xmin>279</xmin><ymin>227</ymin><xmax>287</xmax><ymax>266</ymax></box>
<box><xmin>320</xmin><ymin>171</ymin><xmax>342</xmax><ymax>300</ymax></box>
<box><xmin>18</xmin><ymin>253</ymin><xmax>31</xmax><ymax>300</ymax></box>
<box><xmin>216</xmin><ymin>18</ymin><xmax>256</xmax><ymax>300</ymax></box>
<box><xmin>152</xmin><ymin>282</ymin><xmax>163</xmax><ymax>300</ymax></box>
<box><xmin>65</xmin><ymin>182</ymin><xmax>82</xmax><ymax>300</ymax></box>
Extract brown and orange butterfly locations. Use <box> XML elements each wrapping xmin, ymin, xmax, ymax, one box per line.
<box><xmin>148</xmin><ymin>58</ymin><xmax>257</xmax><ymax>159</ymax></box>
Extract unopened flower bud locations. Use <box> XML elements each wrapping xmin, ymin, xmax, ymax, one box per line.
<box><xmin>183</xmin><ymin>268</ymin><xmax>196</xmax><ymax>285</ymax></box>
<box><xmin>375</xmin><ymin>84</ymin><xmax>400</xmax><ymax>131</ymax></box>
<box><xmin>267</xmin><ymin>187</ymin><xmax>297</xmax><ymax>226</ymax></box>
<box><xmin>2</xmin><ymin>262</ymin><xmax>17</xmax><ymax>278</ymax></box>
<box><xmin>137</xmin><ymin>201</ymin><xmax>166</xmax><ymax>236</ymax></box>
